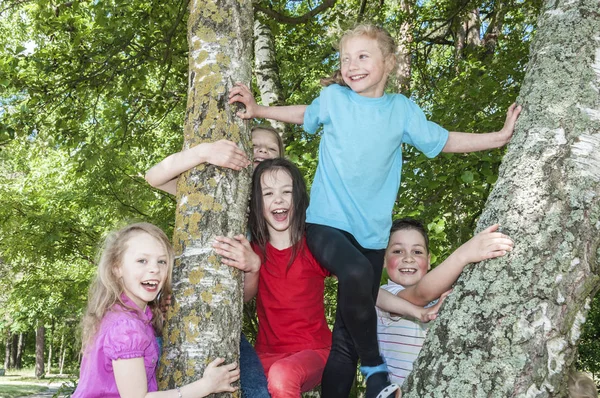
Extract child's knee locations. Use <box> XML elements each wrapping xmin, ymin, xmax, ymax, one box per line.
<box><xmin>267</xmin><ymin>362</ymin><xmax>302</xmax><ymax>397</ymax></box>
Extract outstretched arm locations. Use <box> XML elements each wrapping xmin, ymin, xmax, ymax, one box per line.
<box><xmin>442</xmin><ymin>103</ymin><xmax>522</xmax><ymax>153</ymax></box>
<box><xmin>212</xmin><ymin>235</ymin><xmax>261</xmax><ymax>302</ymax></box>
<box><xmin>114</xmin><ymin>356</ymin><xmax>239</xmax><ymax>397</ymax></box>
<box><xmin>145</xmin><ymin>140</ymin><xmax>250</xmax><ymax>195</ymax></box>
<box><xmin>398</xmin><ymin>225</ymin><xmax>513</xmax><ymax>306</ymax></box>
<box><xmin>377</xmin><ymin>288</ymin><xmax>450</xmax><ymax>323</ymax></box>
<box><xmin>228</xmin><ymin>83</ymin><xmax>307</xmax><ymax>125</ymax></box>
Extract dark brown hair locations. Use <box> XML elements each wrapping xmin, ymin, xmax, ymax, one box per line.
<box><xmin>390</xmin><ymin>218</ymin><xmax>430</xmax><ymax>253</ymax></box>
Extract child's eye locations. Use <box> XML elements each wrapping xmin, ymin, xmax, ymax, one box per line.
<box><xmin>263</xmin><ymin>192</ymin><xmax>273</xmax><ymax>196</ymax></box>
<box><xmin>392</xmin><ymin>250</ymin><xmax>402</xmax><ymax>254</ymax></box>
<box><xmin>359</xmin><ymin>54</ymin><xmax>368</xmax><ymax>59</ymax></box>
<box><xmin>414</xmin><ymin>251</ymin><xmax>423</xmax><ymax>255</ymax></box>
<box><xmin>283</xmin><ymin>190</ymin><xmax>293</xmax><ymax>194</ymax></box>
<box><xmin>269</xmin><ymin>147</ymin><xmax>277</xmax><ymax>152</ymax></box>
<box><xmin>158</xmin><ymin>260</ymin><xmax>168</xmax><ymax>266</ymax></box>
<box><xmin>137</xmin><ymin>259</ymin><xmax>147</xmax><ymax>264</ymax></box>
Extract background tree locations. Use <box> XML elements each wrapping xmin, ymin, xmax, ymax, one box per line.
<box><xmin>403</xmin><ymin>0</ymin><xmax>600</xmax><ymax>395</ymax></box>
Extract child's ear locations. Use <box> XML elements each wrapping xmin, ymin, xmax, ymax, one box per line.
<box><xmin>113</xmin><ymin>266</ymin><xmax>122</xmax><ymax>279</ymax></box>
<box><xmin>427</xmin><ymin>253</ymin><xmax>432</xmax><ymax>270</ymax></box>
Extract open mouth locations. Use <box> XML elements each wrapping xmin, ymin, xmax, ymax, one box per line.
<box><xmin>398</xmin><ymin>268</ymin><xmax>417</xmax><ymax>274</ymax></box>
<box><xmin>350</xmin><ymin>74</ymin><xmax>367</xmax><ymax>81</ymax></box>
<box><xmin>141</xmin><ymin>280</ymin><xmax>160</xmax><ymax>292</ymax></box>
<box><xmin>272</xmin><ymin>209</ymin><xmax>289</xmax><ymax>222</ymax></box>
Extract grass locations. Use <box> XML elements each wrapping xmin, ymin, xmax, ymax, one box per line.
<box><xmin>0</xmin><ymin>369</ymin><xmax>76</xmax><ymax>397</ymax></box>
<box><xmin>0</xmin><ymin>384</ymin><xmax>48</xmax><ymax>398</ymax></box>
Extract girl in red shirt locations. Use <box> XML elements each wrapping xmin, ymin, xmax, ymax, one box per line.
<box><xmin>213</xmin><ymin>158</ymin><xmax>331</xmax><ymax>398</ymax></box>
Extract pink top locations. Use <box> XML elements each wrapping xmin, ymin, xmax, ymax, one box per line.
<box><xmin>73</xmin><ymin>295</ymin><xmax>159</xmax><ymax>397</ymax></box>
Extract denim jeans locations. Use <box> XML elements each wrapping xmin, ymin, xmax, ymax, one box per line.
<box><xmin>240</xmin><ymin>333</ymin><xmax>270</xmax><ymax>398</ymax></box>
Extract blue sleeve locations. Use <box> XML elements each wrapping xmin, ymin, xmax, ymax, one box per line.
<box><xmin>402</xmin><ymin>101</ymin><xmax>449</xmax><ymax>158</ymax></box>
<box><xmin>303</xmin><ymin>86</ymin><xmax>334</xmax><ymax>134</ymax></box>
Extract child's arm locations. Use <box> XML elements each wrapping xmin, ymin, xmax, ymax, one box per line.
<box><xmin>114</xmin><ymin>357</ymin><xmax>239</xmax><ymax>397</ymax></box>
<box><xmin>145</xmin><ymin>140</ymin><xmax>250</xmax><ymax>195</ymax></box>
<box><xmin>442</xmin><ymin>103</ymin><xmax>522</xmax><ymax>153</ymax></box>
<box><xmin>398</xmin><ymin>225</ymin><xmax>513</xmax><ymax>306</ymax></box>
<box><xmin>213</xmin><ymin>234</ymin><xmax>261</xmax><ymax>302</ymax></box>
<box><xmin>228</xmin><ymin>83</ymin><xmax>307</xmax><ymax>125</ymax></box>
<box><xmin>377</xmin><ymin>288</ymin><xmax>449</xmax><ymax>323</ymax></box>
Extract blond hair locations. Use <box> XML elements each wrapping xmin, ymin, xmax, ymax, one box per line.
<box><xmin>251</xmin><ymin>125</ymin><xmax>285</xmax><ymax>157</ymax></box>
<box><xmin>80</xmin><ymin>222</ymin><xmax>174</xmax><ymax>351</ymax></box>
<box><xmin>321</xmin><ymin>24</ymin><xmax>397</xmax><ymax>87</ymax></box>
<box><xmin>568</xmin><ymin>371</ymin><xmax>598</xmax><ymax>398</ymax></box>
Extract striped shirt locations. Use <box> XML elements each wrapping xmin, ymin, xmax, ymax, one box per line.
<box><xmin>376</xmin><ymin>282</ymin><xmax>429</xmax><ymax>385</ymax></box>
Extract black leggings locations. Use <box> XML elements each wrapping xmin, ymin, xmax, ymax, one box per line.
<box><xmin>306</xmin><ymin>223</ymin><xmax>385</xmax><ymax>398</ymax></box>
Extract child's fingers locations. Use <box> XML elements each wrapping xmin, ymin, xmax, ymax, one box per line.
<box><xmin>481</xmin><ymin>224</ymin><xmax>500</xmax><ymax>233</ymax></box>
<box><xmin>224</xmin><ymin>361</ymin><xmax>238</xmax><ymax>371</ymax></box>
<box><xmin>236</xmin><ymin>110</ymin><xmax>252</xmax><ymax>119</ymax></box>
<box><xmin>208</xmin><ymin>357</ymin><xmax>226</xmax><ymax>368</ymax></box>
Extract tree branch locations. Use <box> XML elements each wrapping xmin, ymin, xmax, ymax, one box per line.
<box><xmin>254</xmin><ymin>0</ymin><xmax>337</xmax><ymax>24</ymax></box>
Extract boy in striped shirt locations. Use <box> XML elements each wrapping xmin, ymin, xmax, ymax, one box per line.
<box><xmin>375</xmin><ymin>219</ymin><xmax>513</xmax><ymax>385</ymax></box>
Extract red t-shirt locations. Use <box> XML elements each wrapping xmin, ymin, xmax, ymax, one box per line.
<box><xmin>253</xmin><ymin>238</ymin><xmax>332</xmax><ymax>353</ymax></box>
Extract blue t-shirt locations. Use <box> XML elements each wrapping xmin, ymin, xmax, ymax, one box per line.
<box><xmin>303</xmin><ymin>84</ymin><xmax>448</xmax><ymax>249</ymax></box>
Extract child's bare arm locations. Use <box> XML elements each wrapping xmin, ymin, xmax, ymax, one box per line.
<box><xmin>398</xmin><ymin>225</ymin><xmax>513</xmax><ymax>306</ymax></box>
<box><xmin>377</xmin><ymin>288</ymin><xmax>445</xmax><ymax>323</ymax></box>
<box><xmin>212</xmin><ymin>235</ymin><xmax>261</xmax><ymax>302</ymax></box>
<box><xmin>228</xmin><ymin>83</ymin><xmax>307</xmax><ymax>125</ymax></box>
<box><xmin>442</xmin><ymin>103</ymin><xmax>522</xmax><ymax>153</ymax></box>
<box><xmin>145</xmin><ymin>140</ymin><xmax>250</xmax><ymax>195</ymax></box>
<box><xmin>114</xmin><ymin>357</ymin><xmax>239</xmax><ymax>397</ymax></box>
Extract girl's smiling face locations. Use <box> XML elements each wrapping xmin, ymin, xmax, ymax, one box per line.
<box><xmin>385</xmin><ymin>229</ymin><xmax>431</xmax><ymax>287</ymax></box>
<box><xmin>115</xmin><ymin>232</ymin><xmax>168</xmax><ymax>309</ymax></box>
<box><xmin>260</xmin><ymin>169</ymin><xmax>294</xmax><ymax>237</ymax></box>
<box><xmin>252</xmin><ymin>129</ymin><xmax>281</xmax><ymax>169</ymax></box>
<box><xmin>340</xmin><ymin>35</ymin><xmax>393</xmax><ymax>98</ymax></box>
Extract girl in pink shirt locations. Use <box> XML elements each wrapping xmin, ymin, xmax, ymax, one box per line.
<box><xmin>73</xmin><ymin>222</ymin><xmax>239</xmax><ymax>398</ymax></box>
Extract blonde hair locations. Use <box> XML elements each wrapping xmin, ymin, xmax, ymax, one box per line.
<box><xmin>321</xmin><ymin>24</ymin><xmax>397</xmax><ymax>87</ymax></box>
<box><xmin>568</xmin><ymin>372</ymin><xmax>598</xmax><ymax>398</ymax></box>
<box><xmin>80</xmin><ymin>222</ymin><xmax>174</xmax><ymax>351</ymax></box>
<box><xmin>251</xmin><ymin>125</ymin><xmax>285</xmax><ymax>157</ymax></box>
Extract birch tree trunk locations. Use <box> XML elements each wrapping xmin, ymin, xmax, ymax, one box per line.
<box><xmin>254</xmin><ymin>17</ymin><xmax>287</xmax><ymax>137</ymax></box>
<box><xmin>404</xmin><ymin>0</ymin><xmax>600</xmax><ymax>396</ymax></box>
<box><xmin>157</xmin><ymin>0</ymin><xmax>253</xmax><ymax>394</ymax></box>
<box><xmin>15</xmin><ymin>332</ymin><xmax>23</xmax><ymax>369</ymax></box>
<box><xmin>4</xmin><ymin>331</ymin><xmax>11</xmax><ymax>370</ymax></box>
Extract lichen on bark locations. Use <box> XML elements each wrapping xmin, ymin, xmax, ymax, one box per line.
<box><xmin>157</xmin><ymin>0</ymin><xmax>253</xmax><ymax>395</ymax></box>
<box><xmin>403</xmin><ymin>1</ymin><xmax>600</xmax><ymax>397</ymax></box>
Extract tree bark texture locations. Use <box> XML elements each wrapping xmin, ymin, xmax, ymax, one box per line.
<box><xmin>35</xmin><ymin>325</ymin><xmax>44</xmax><ymax>378</ymax></box>
<box><xmin>4</xmin><ymin>331</ymin><xmax>11</xmax><ymax>369</ymax></box>
<box><xmin>404</xmin><ymin>1</ymin><xmax>600</xmax><ymax>397</ymax></box>
<box><xmin>16</xmin><ymin>332</ymin><xmax>23</xmax><ymax>369</ymax></box>
<box><xmin>157</xmin><ymin>0</ymin><xmax>253</xmax><ymax>394</ymax></box>
<box><xmin>254</xmin><ymin>17</ymin><xmax>287</xmax><ymax>137</ymax></box>
<box><xmin>10</xmin><ymin>332</ymin><xmax>16</xmax><ymax>369</ymax></box>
